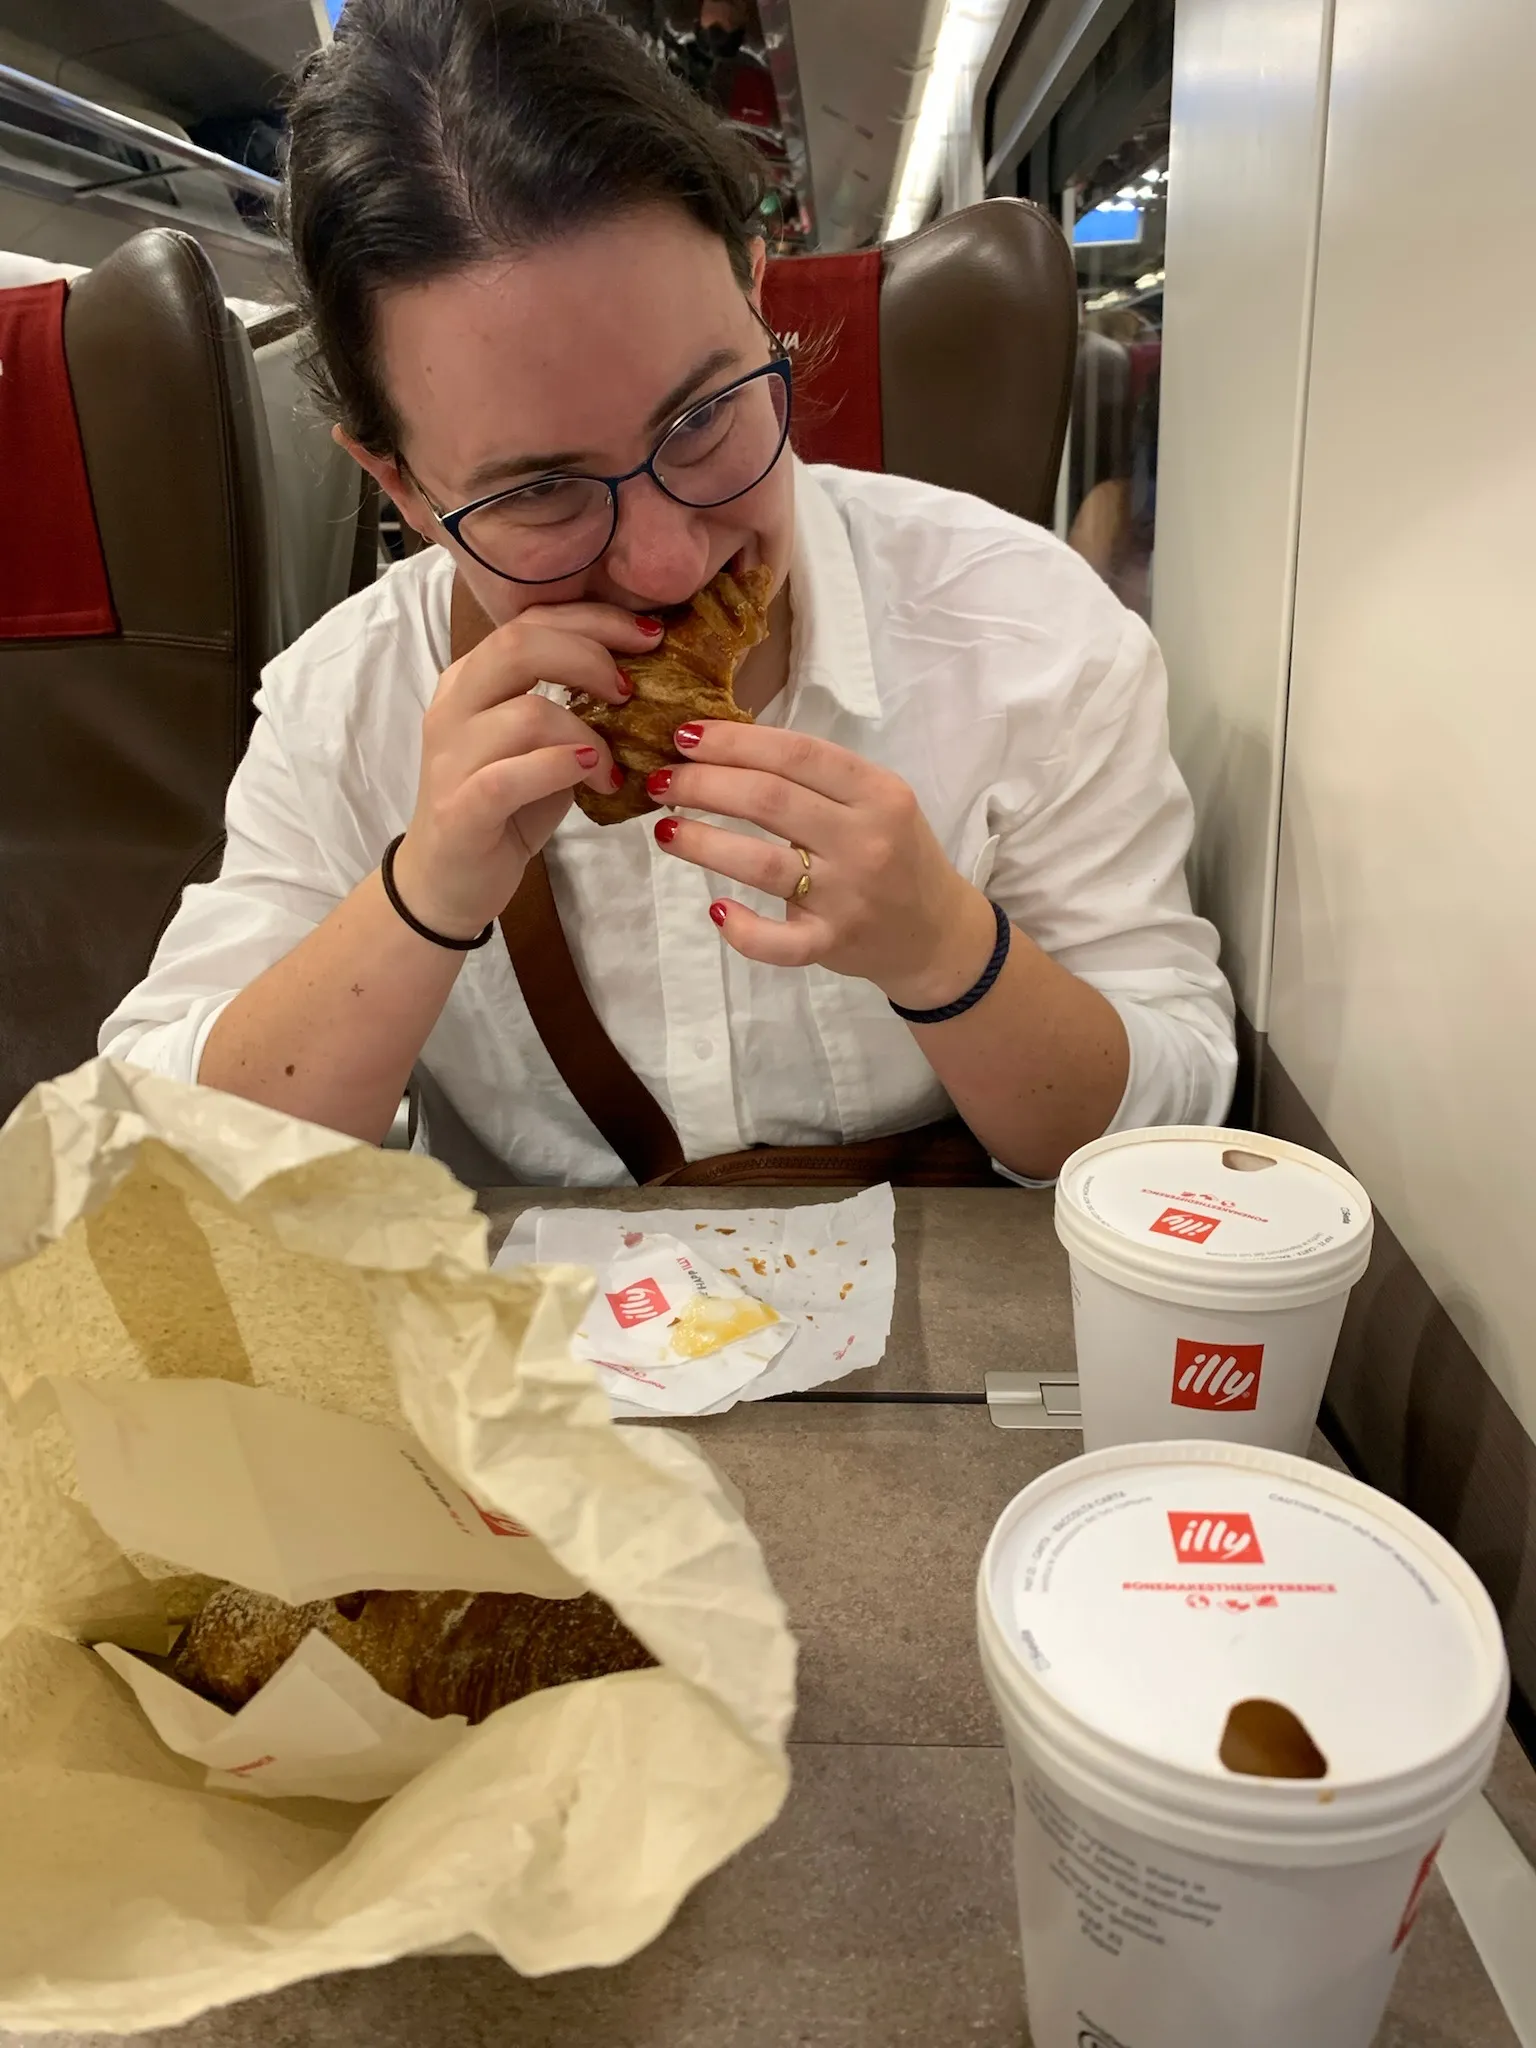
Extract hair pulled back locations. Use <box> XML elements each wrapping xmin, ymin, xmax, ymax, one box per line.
<box><xmin>283</xmin><ymin>0</ymin><xmax>765</xmax><ymax>453</ymax></box>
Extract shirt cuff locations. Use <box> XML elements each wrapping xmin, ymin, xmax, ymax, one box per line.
<box><xmin>98</xmin><ymin>991</ymin><xmax>235</xmax><ymax>1087</ymax></box>
<box><xmin>1104</xmin><ymin>994</ymin><xmax>1238</xmax><ymax>1132</ymax></box>
<box><xmin>990</xmin><ymin>1158</ymin><xmax>1058</xmax><ymax>1190</ymax></box>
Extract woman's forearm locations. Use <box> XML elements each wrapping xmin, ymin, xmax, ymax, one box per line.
<box><xmin>199</xmin><ymin>870</ymin><xmax>467</xmax><ymax>1141</ymax></box>
<box><xmin>906</xmin><ymin>928</ymin><xmax>1129</xmax><ymax>1180</ymax></box>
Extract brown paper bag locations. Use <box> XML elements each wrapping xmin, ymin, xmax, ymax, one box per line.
<box><xmin>0</xmin><ymin>1058</ymin><xmax>795</xmax><ymax>2035</ymax></box>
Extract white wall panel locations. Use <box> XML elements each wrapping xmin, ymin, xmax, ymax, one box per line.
<box><xmin>1153</xmin><ymin>0</ymin><xmax>1335</xmax><ymax>1024</ymax></box>
<box><xmin>1271</xmin><ymin>0</ymin><xmax>1536</xmax><ymax>1430</ymax></box>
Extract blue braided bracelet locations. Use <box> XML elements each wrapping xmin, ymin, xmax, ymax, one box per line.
<box><xmin>889</xmin><ymin>900</ymin><xmax>1012</xmax><ymax>1025</ymax></box>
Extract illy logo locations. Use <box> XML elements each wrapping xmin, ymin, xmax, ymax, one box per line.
<box><xmin>1172</xmin><ymin>1338</ymin><xmax>1263</xmax><ymax>1412</ymax></box>
<box><xmin>471</xmin><ymin>1501</ymin><xmax>531</xmax><ymax>1539</ymax></box>
<box><xmin>1393</xmin><ymin>1839</ymin><xmax>1443</xmax><ymax>1951</ymax></box>
<box><xmin>1151</xmin><ymin>1206</ymin><xmax>1220</xmax><ymax>1242</ymax></box>
<box><xmin>1168</xmin><ymin>1510</ymin><xmax>1265</xmax><ymax>1564</ymax></box>
<box><xmin>607</xmin><ymin>1277</ymin><xmax>669</xmax><ymax>1327</ymax></box>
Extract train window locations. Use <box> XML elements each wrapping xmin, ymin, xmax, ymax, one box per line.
<box><xmin>1068</xmin><ymin>124</ymin><xmax>1166</xmax><ymax>621</ymax></box>
<box><xmin>988</xmin><ymin>0</ymin><xmax>1173</xmax><ymax>618</ymax></box>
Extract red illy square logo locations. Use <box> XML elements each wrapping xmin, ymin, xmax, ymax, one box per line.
<box><xmin>607</xmin><ymin>1277</ymin><xmax>669</xmax><ymax>1327</ymax></box>
<box><xmin>1168</xmin><ymin>1511</ymin><xmax>1265</xmax><ymax>1564</ymax></box>
<box><xmin>1151</xmin><ymin>1206</ymin><xmax>1221</xmax><ymax>1243</ymax></box>
<box><xmin>1172</xmin><ymin>1339</ymin><xmax>1264</xmax><ymax>1412</ymax></box>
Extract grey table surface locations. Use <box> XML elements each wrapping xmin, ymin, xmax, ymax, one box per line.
<box><xmin>10</xmin><ymin>1191</ymin><xmax>1530</xmax><ymax>2047</ymax></box>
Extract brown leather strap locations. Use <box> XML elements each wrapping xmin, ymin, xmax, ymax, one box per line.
<box><xmin>497</xmin><ymin>858</ymin><xmax>685</xmax><ymax>1183</ymax></box>
<box><xmin>448</xmin><ymin>569</ymin><xmax>493</xmax><ymax>665</ymax></box>
<box><xmin>649</xmin><ymin>1119</ymin><xmax>998</xmax><ymax>1188</ymax></box>
<box><xmin>450</xmin><ymin>571</ymin><xmax>998</xmax><ymax>1189</ymax></box>
<box><xmin>449</xmin><ymin>573</ymin><xmax>685</xmax><ymax>1184</ymax></box>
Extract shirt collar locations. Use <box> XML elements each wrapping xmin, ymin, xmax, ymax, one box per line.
<box><xmin>783</xmin><ymin>458</ymin><xmax>883</xmax><ymax>721</ymax></box>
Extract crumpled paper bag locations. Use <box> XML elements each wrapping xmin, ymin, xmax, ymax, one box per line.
<box><xmin>45</xmin><ymin>1375</ymin><xmax>586</xmax><ymax>1604</ymax></box>
<box><xmin>0</xmin><ymin>1057</ymin><xmax>796</xmax><ymax>2035</ymax></box>
<box><xmin>94</xmin><ymin>1629</ymin><xmax>470</xmax><ymax>1804</ymax></box>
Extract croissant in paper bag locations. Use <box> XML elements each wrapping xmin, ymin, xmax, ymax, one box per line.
<box><xmin>569</xmin><ymin>560</ymin><xmax>773</xmax><ymax>826</ymax></box>
<box><xmin>170</xmin><ymin>1583</ymin><xmax>655</xmax><ymax>1724</ymax></box>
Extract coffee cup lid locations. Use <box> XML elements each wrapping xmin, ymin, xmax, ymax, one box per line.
<box><xmin>1055</xmin><ymin>1127</ymin><xmax>1373</xmax><ymax>1310</ymax></box>
<box><xmin>980</xmin><ymin>1443</ymin><xmax>1507</xmax><ymax>1856</ymax></box>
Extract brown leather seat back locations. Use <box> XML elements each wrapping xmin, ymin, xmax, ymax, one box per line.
<box><xmin>0</xmin><ymin>228</ymin><xmax>280</xmax><ymax>1120</ymax></box>
<box><xmin>762</xmin><ymin>199</ymin><xmax>1077</xmax><ymax>526</ymax></box>
<box><xmin>880</xmin><ymin>198</ymin><xmax>1078</xmax><ymax>527</ymax></box>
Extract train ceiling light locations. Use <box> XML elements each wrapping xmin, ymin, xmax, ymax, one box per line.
<box><xmin>884</xmin><ymin>0</ymin><xmax>1012</xmax><ymax>241</ymax></box>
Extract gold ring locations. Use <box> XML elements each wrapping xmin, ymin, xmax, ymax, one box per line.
<box><xmin>791</xmin><ymin>845</ymin><xmax>812</xmax><ymax>902</ymax></box>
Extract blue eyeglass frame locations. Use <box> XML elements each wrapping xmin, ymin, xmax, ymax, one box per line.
<box><xmin>408</xmin><ymin>350</ymin><xmax>795</xmax><ymax>586</ymax></box>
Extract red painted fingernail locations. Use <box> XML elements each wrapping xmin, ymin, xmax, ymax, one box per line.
<box><xmin>576</xmin><ymin>746</ymin><xmax>599</xmax><ymax>768</ymax></box>
<box><xmin>609</xmin><ymin>765</ymin><xmax>625</xmax><ymax>791</ymax></box>
<box><xmin>635</xmin><ymin>615</ymin><xmax>664</xmax><ymax>635</ymax></box>
<box><xmin>647</xmin><ymin>768</ymin><xmax>673</xmax><ymax>799</ymax></box>
<box><xmin>676</xmin><ymin>723</ymin><xmax>704</xmax><ymax>749</ymax></box>
<box><xmin>709</xmin><ymin>901</ymin><xmax>729</xmax><ymax>927</ymax></box>
<box><xmin>616</xmin><ymin>668</ymin><xmax>636</xmax><ymax>698</ymax></box>
<box><xmin>654</xmin><ymin>816</ymin><xmax>681</xmax><ymax>847</ymax></box>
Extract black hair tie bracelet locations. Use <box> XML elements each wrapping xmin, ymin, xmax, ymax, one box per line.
<box><xmin>380</xmin><ymin>834</ymin><xmax>494</xmax><ymax>952</ymax></box>
<box><xmin>889</xmin><ymin>900</ymin><xmax>1011</xmax><ymax>1024</ymax></box>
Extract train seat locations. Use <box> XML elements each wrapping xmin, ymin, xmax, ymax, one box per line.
<box><xmin>0</xmin><ymin>228</ymin><xmax>282</xmax><ymax>1122</ymax></box>
<box><xmin>761</xmin><ymin>196</ymin><xmax>1077</xmax><ymax>526</ymax></box>
<box><xmin>245</xmin><ymin>307</ymin><xmax>382</xmax><ymax>642</ymax></box>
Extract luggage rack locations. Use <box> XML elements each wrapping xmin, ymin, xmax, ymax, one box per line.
<box><xmin>0</xmin><ymin>61</ymin><xmax>280</xmax><ymax>260</ymax></box>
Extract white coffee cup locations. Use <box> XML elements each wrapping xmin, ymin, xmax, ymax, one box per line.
<box><xmin>977</xmin><ymin>1441</ymin><xmax>1508</xmax><ymax>2048</ymax></box>
<box><xmin>1054</xmin><ymin>1127</ymin><xmax>1374</xmax><ymax>1454</ymax></box>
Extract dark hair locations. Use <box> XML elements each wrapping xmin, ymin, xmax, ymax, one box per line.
<box><xmin>282</xmin><ymin>0</ymin><xmax>766</xmax><ymax>454</ymax></box>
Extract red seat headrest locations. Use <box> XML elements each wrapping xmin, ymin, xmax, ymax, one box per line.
<box><xmin>761</xmin><ymin>251</ymin><xmax>883</xmax><ymax>473</ymax></box>
<box><xmin>0</xmin><ymin>281</ymin><xmax>116</xmax><ymax>640</ymax></box>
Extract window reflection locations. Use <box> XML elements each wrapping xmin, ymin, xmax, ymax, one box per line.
<box><xmin>1066</xmin><ymin>133</ymin><xmax>1167</xmax><ymax>620</ymax></box>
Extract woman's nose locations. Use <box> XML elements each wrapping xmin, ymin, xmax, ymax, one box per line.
<box><xmin>602</xmin><ymin>474</ymin><xmax>713</xmax><ymax>607</ymax></box>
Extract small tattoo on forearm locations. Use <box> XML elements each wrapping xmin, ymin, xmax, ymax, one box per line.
<box><xmin>350</xmin><ymin>983</ymin><xmax>364</xmax><ymax>996</ymax></box>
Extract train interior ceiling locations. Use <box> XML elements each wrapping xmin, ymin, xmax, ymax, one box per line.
<box><xmin>0</xmin><ymin>0</ymin><xmax>1174</xmax><ymax>593</ymax></box>
<box><xmin>3</xmin><ymin>0</ymin><xmax>1536</xmax><ymax>2036</ymax></box>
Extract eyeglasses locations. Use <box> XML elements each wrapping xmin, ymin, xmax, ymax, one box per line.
<box><xmin>408</xmin><ymin>346</ymin><xmax>793</xmax><ymax>586</ymax></box>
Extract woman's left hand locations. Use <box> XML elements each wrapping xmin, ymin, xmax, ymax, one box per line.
<box><xmin>649</xmin><ymin>720</ymin><xmax>1001</xmax><ymax>1012</ymax></box>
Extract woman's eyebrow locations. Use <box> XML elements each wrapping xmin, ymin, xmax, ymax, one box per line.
<box><xmin>456</xmin><ymin>348</ymin><xmax>744</xmax><ymax>498</ymax></box>
<box><xmin>644</xmin><ymin>347</ymin><xmax>741</xmax><ymax>432</ymax></box>
<box><xmin>460</xmin><ymin>446</ymin><xmax>585</xmax><ymax>494</ymax></box>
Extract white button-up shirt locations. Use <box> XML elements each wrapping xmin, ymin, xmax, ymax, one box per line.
<box><xmin>101</xmin><ymin>461</ymin><xmax>1236</xmax><ymax>1185</ymax></box>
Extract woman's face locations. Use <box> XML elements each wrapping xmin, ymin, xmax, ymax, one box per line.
<box><xmin>355</xmin><ymin>204</ymin><xmax>795</xmax><ymax>629</ymax></box>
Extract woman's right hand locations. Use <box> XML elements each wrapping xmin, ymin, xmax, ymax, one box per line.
<box><xmin>390</xmin><ymin>603</ymin><xmax>661</xmax><ymax>938</ymax></box>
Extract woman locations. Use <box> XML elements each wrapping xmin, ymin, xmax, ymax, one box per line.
<box><xmin>101</xmin><ymin>0</ymin><xmax>1235</xmax><ymax>1187</ymax></box>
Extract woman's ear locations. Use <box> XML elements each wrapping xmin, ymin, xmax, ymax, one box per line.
<box><xmin>747</xmin><ymin>234</ymin><xmax>768</xmax><ymax>305</ymax></box>
<box><xmin>332</xmin><ymin>424</ymin><xmax>435</xmax><ymax>543</ymax></box>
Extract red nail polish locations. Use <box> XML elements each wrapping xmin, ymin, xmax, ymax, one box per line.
<box><xmin>635</xmin><ymin>615</ymin><xmax>664</xmax><ymax>635</ymax></box>
<box><xmin>654</xmin><ymin>816</ymin><xmax>681</xmax><ymax>847</ymax></box>
<box><xmin>676</xmin><ymin>723</ymin><xmax>704</xmax><ymax>749</ymax></box>
<box><xmin>609</xmin><ymin>765</ymin><xmax>625</xmax><ymax>791</ymax></box>
<box><xmin>709</xmin><ymin>901</ymin><xmax>729</xmax><ymax>927</ymax></box>
<box><xmin>616</xmin><ymin>668</ymin><xmax>636</xmax><ymax>698</ymax></box>
<box><xmin>576</xmin><ymin>745</ymin><xmax>599</xmax><ymax>768</ymax></box>
<box><xmin>647</xmin><ymin>768</ymin><xmax>673</xmax><ymax>799</ymax></box>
